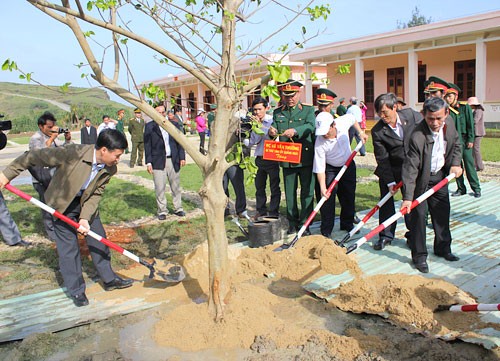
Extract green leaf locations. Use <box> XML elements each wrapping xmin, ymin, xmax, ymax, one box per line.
<box><xmin>87</xmin><ymin>1</ymin><xmax>93</xmax><ymax>11</ymax></box>
<box><xmin>26</xmin><ymin>73</ymin><xmax>32</xmax><ymax>82</ymax></box>
<box><xmin>120</xmin><ymin>38</ymin><xmax>128</xmax><ymax>45</ymax></box>
<box><xmin>60</xmin><ymin>82</ymin><xmax>72</xmax><ymax>93</ymax></box>
<box><xmin>302</xmin><ymin>26</ymin><xmax>306</xmax><ymax>35</ymax></box>
<box><xmin>1</xmin><ymin>59</ymin><xmax>9</xmax><ymax>71</ymax></box>
<box><xmin>83</xmin><ymin>30</ymin><xmax>95</xmax><ymax>38</ymax></box>
<box><xmin>19</xmin><ymin>74</ymin><xmax>25</xmax><ymax>79</ymax></box>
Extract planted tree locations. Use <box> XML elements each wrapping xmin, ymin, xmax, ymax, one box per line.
<box><xmin>13</xmin><ymin>0</ymin><xmax>330</xmax><ymax>320</ymax></box>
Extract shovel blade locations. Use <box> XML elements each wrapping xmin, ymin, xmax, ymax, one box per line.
<box><xmin>153</xmin><ymin>261</ymin><xmax>186</xmax><ymax>283</ymax></box>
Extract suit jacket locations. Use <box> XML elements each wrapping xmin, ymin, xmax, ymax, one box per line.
<box><xmin>372</xmin><ymin>108</ymin><xmax>422</xmax><ymax>185</ymax></box>
<box><xmin>402</xmin><ymin>117</ymin><xmax>462</xmax><ymax>201</ymax></box>
<box><xmin>80</xmin><ymin>126</ymin><xmax>97</xmax><ymax>145</ymax></box>
<box><xmin>144</xmin><ymin>121</ymin><xmax>185</xmax><ymax>172</ymax></box>
<box><xmin>271</xmin><ymin>102</ymin><xmax>316</xmax><ymax>168</ymax></box>
<box><xmin>128</xmin><ymin>117</ymin><xmax>145</xmax><ymax>143</ymax></box>
<box><xmin>2</xmin><ymin>145</ymin><xmax>116</xmax><ymax>221</ymax></box>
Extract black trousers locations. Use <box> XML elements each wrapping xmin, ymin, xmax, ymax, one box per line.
<box><xmin>53</xmin><ymin>197</ymin><xmax>115</xmax><ymax>296</ymax></box>
<box><xmin>320</xmin><ymin>162</ymin><xmax>356</xmax><ymax>236</ymax></box>
<box><xmin>254</xmin><ymin>156</ymin><xmax>281</xmax><ymax>216</ymax></box>
<box><xmin>223</xmin><ymin>165</ymin><xmax>247</xmax><ymax>214</ymax></box>
<box><xmin>408</xmin><ymin>171</ymin><xmax>452</xmax><ymax>262</ymax></box>
<box><xmin>378</xmin><ymin>179</ymin><xmax>411</xmax><ymax>242</ymax></box>
<box><xmin>33</xmin><ymin>182</ymin><xmax>57</xmax><ymax>241</ymax></box>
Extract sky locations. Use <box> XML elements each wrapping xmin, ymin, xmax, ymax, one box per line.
<box><xmin>1</xmin><ymin>1</ymin><xmax>499</xmax><ymax>105</ymax></box>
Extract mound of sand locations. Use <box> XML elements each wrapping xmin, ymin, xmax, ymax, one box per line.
<box><xmin>148</xmin><ymin>236</ymin><xmax>495</xmax><ymax>358</ymax></box>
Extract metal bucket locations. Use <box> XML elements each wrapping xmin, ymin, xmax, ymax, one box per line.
<box><xmin>248</xmin><ymin>217</ymin><xmax>281</xmax><ymax>248</ymax></box>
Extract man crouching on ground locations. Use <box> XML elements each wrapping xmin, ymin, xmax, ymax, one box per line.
<box><xmin>0</xmin><ymin>129</ymin><xmax>133</xmax><ymax>307</ymax></box>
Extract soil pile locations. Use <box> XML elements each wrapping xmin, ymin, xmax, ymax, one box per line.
<box><xmin>146</xmin><ymin>236</ymin><xmax>497</xmax><ymax>359</ymax></box>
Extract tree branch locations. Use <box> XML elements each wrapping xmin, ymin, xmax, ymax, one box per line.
<box><xmin>27</xmin><ymin>0</ymin><xmax>218</xmax><ymax>94</ymax></box>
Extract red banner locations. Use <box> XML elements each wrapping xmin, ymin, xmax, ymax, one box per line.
<box><xmin>263</xmin><ymin>140</ymin><xmax>302</xmax><ymax>164</ymax></box>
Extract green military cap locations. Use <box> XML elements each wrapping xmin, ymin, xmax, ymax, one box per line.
<box><xmin>316</xmin><ymin>88</ymin><xmax>337</xmax><ymax>105</ymax></box>
<box><xmin>426</xmin><ymin>76</ymin><xmax>448</xmax><ymax>92</ymax></box>
<box><xmin>134</xmin><ymin>107</ymin><xmax>141</xmax><ymax>113</ymax></box>
<box><xmin>279</xmin><ymin>79</ymin><xmax>303</xmax><ymax>95</ymax></box>
<box><xmin>445</xmin><ymin>82</ymin><xmax>461</xmax><ymax>95</ymax></box>
<box><xmin>338</xmin><ymin>97</ymin><xmax>345</xmax><ymax>103</ymax></box>
<box><xmin>209</xmin><ymin>103</ymin><xmax>217</xmax><ymax>110</ymax></box>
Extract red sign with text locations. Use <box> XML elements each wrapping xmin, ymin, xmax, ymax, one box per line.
<box><xmin>263</xmin><ymin>140</ymin><xmax>302</xmax><ymax>164</ymax></box>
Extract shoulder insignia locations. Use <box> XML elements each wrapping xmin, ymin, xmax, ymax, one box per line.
<box><xmin>459</xmin><ymin>101</ymin><xmax>468</xmax><ymax>105</ymax></box>
<box><xmin>449</xmin><ymin>107</ymin><xmax>459</xmax><ymax>115</ymax></box>
<box><xmin>333</xmin><ymin>114</ymin><xmax>340</xmax><ymax>118</ymax></box>
<box><xmin>301</xmin><ymin>103</ymin><xmax>313</xmax><ymax>107</ymax></box>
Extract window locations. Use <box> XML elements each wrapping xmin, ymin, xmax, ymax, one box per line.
<box><xmin>454</xmin><ymin>60</ymin><xmax>475</xmax><ymax>100</ymax></box>
<box><xmin>418</xmin><ymin>64</ymin><xmax>427</xmax><ymax>103</ymax></box>
<box><xmin>364</xmin><ymin>70</ymin><xmax>374</xmax><ymax>118</ymax></box>
<box><xmin>387</xmin><ymin>67</ymin><xmax>404</xmax><ymax>98</ymax></box>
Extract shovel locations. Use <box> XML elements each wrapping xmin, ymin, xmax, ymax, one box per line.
<box><xmin>274</xmin><ymin>141</ymin><xmax>364</xmax><ymax>252</ymax></box>
<box><xmin>5</xmin><ymin>184</ymin><xmax>185</xmax><ymax>283</ymax></box>
<box><xmin>344</xmin><ymin>173</ymin><xmax>456</xmax><ymax>254</ymax></box>
<box><xmin>335</xmin><ymin>181</ymin><xmax>403</xmax><ymax>247</ymax></box>
<box><xmin>434</xmin><ymin>303</ymin><xmax>500</xmax><ymax>312</ymax></box>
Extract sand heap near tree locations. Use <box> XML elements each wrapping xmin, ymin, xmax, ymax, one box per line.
<box><xmin>149</xmin><ymin>235</ymin><xmax>493</xmax><ymax>357</ymax></box>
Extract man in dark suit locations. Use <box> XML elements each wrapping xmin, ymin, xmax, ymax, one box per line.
<box><xmin>80</xmin><ymin>118</ymin><xmax>97</xmax><ymax>145</ymax></box>
<box><xmin>144</xmin><ymin>105</ymin><xmax>186</xmax><ymax>220</ymax></box>
<box><xmin>401</xmin><ymin>97</ymin><xmax>463</xmax><ymax>273</ymax></box>
<box><xmin>371</xmin><ymin>93</ymin><xmax>422</xmax><ymax>250</ymax></box>
<box><xmin>0</xmin><ymin>130</ymin><xmax>133</xmax><ymax>306</ymax></box>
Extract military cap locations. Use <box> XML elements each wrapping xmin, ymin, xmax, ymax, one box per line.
<box><xmin>279</xmin><ymin>79</ymin><xmax>303</xmax><ymax>95</ymax></box>
<box><xmin>209</xmin><ymin>103</ymin><xmax>217</xmax><ymax>110</ymax></box>
<box><xmin>338</xmin><ymin>97</ymin><xmax>345</xmax><ymax>103</ymax></box>
<box><xmin>445</xmin><ymin>82</ymin><xmax>461</xmax><ymax>95</ymax></box>
<box><xmin>134</xmin><ymin>107</ymin><xmax>141</xmax><ymax>113</ymax></box>
<box><xmin>316</xmin><ymin>88</ymin><xmax>337</xmax><ymax>105</ymax></box>
<box><xmin>426</xmin><ymin>76</ymin><xmax>448</xmax><ymax>92</ymax></box>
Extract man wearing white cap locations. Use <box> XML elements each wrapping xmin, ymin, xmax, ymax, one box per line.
<box><xmin>313</xmin><ymin>112</ymin><xmax>368</xmax><ymax>237</ymax></box>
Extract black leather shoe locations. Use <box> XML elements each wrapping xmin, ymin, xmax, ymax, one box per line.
<box><xmin>451</xmin><ymin>190</ymin><xmax>466</xmax><ymax>197</ymax></box>
<box><xmin>11</xmin><ymin>240</ymin><xmax>32</xmax><ymax>247</ymax></box>
<box><xmin>353</xmin><ymin>215</ymin><xmax>361</xmax><ymax>224</ymax></box>
<box><xmin>340</xmin><ymin>225</ymin><xmax>354</xmax><ymax>232</ymax></box>
<box><xmin>158</xmin><ymin>214</ymin><xmax>167</xmax><ymax>221</ymax></box>
<box><xmin>321</xmin><ymin>233</ymin><xmax>330</xmax><ymax>238</ymax></box>
<box><xmin>174</xmin><ymin>211</ymin><xmax>186</xmax><ymax>217</ymax></box>
<box><xmin>103</xmin><ymin>277</ymin><xmax>134</xmax><ymax>291</ymax></box>
<box><xmin>71</xmin><ymin>293</ymin><xmax>89</xmax><ymax>307</ymax></box>
<box><xmin>287</xmin><ymin>225</ymin><xmax>297</xmax><ymax>235</ymax></box>
<box><xmin>373</xmin><ymin>239</ymin><xmax>391</xmax><ymax>251</ymax></box>
<box><xmin>473</xmin><ymin>191</ymin><xmax>481</xmax><ymax>198</ymax></box>
<box><xmin>303</xmin><ymin>228</ymin><xmax>311</xmax><ymax>236</ymax></box>
<box><xmin>414</xmin><ymin>261</ymin><xmax>429</xmax><ymax>273</ymax></box>
<box><xmin>436</xmin><ymin>253</ymin><xmax>460</xmax><ymax>262</ymax></box>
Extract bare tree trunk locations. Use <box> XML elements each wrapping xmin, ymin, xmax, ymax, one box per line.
<box><xmin>201</xmin><ymin>173</ymin><xmax>229</xmax><ymax>321</ymax></box>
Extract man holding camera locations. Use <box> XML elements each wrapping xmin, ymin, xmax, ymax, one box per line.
<box><xmin>29</xmin><ymin>111</ymin><xmax>72</xmax><ymax>241</ymax></box>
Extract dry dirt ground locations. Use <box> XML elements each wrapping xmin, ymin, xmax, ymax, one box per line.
<box><xmin>1</xmin><ymin>237</ymin><xmax>499</xmax><ymax>361</ymax></box>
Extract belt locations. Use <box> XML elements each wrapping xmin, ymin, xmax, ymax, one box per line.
<box><xmin>430</xmin><ymin>170</ymin><xmax>442</xmax><ymax>176</ymax></box>
<box><xmin>166</xmin><ymin>155</ymin><xmax>172</xmax><ymax>158</ymax></box>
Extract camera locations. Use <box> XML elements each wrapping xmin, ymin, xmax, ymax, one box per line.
<box><xmin>0</xmin><ymin>114</ymin><xmax>12</xmax><ymax>151</ymax></box>
<box><xmin>239</xmin><ymin>116</ymin><xmax>253</xmax><ymax>135</ymax></box>
<box><xmin>51</xmin><ymin>127</ymin><xmax>69</xmax><ymax>134</ymax></box>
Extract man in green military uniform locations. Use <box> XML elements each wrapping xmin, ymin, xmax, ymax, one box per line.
<box><xmin>316</xmin><ymin>88</ymin><xmax>337</xmax><ymax>116</ymax></box>
<box><xmin>268</xmin><ymin>79</ymin><xmax>316</xmax><ymax>234</ymax></box>
<box><xmin>207</xmin><ymin>104</ymin><xmax>217</xmax><ymax>129</ymax></box>
<box><xmin>444</xmin><ymin>83</ymin><xmax>481</xmax><ymax>198</ymax></box>
<box><xmin>128</xmin><ymin>108</ymin><xmax>145</xmax><ymax>167</ymax></box>
<box><xmin>336</xmin><ymin>97</ymin><xmax>347</xmax><ymax>116</ymax></box>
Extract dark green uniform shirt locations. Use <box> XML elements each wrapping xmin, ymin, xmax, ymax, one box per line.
<box><xmin>271</xmin><ymin>102</ymin><xmax>316</xmax><ymax>168</ymax></box>
<box><xmin>450</xmin><ymin>102</ymin><xmax>475</xmax><ymax>145</ymax></box>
